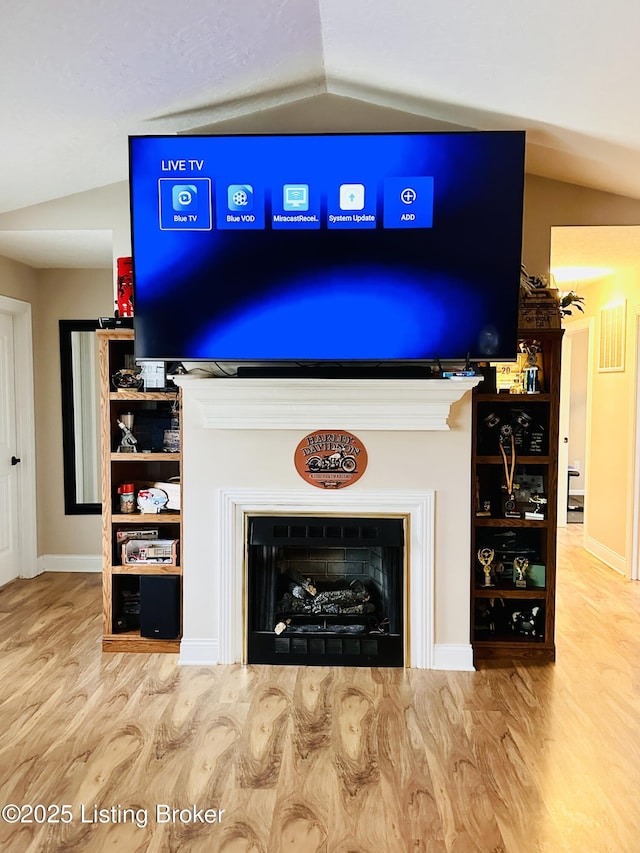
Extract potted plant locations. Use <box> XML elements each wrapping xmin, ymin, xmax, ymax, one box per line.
<box><xmin>519</xmin><ymin>264</ymin><xmax>584</xmax><ymax>328</ymax></box>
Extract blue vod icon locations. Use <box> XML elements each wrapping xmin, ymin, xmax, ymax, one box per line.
<box><xmin>228</xmin><ymin>184</ymin><xmax>254</xmax><ymax>212</ymax></box>
<box><xmin>172</xmin><ymin>184</ymin><xmax>198</xmax><ymax>212</ymax></box>
<box><xmin>283</xmin><ymin>184</ymin><xmax>309</xmax><ymax>211</ymax></box>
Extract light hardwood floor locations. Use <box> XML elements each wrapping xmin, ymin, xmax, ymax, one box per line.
<box><xmin>1</xmin><ymin>526</ymin><xmax>639</xmax><ymax>852</ymax></box>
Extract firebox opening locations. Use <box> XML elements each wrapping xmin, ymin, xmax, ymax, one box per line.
<box><xmin>246</xmin><ymin>516</ymin><xmax>404</xmax><ymax>666</ymax></box>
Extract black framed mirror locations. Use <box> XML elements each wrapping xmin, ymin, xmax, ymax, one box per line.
<box><xmin>59</xmin><ymin>320</ymin><xmax>101</xmax><ymax>514</ymax></box>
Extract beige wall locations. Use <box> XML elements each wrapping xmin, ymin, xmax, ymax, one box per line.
<box><xmin>0</xmin><ymin>255</ymin><xmax>39</xmax><ymax>304</ymax></box>
<box><xmin>523</xmin><ymin>175</ymin><xmax>640</xmax><ymax>273</ymax></box>
<box><xmin>34</xmin><ymin>269</ymin><xmax>112</xmax><ymax>555</ymax></box>
<box><xmin>0</xmin><ymin>181</ymin><xmax>130</xmax><ymax>289</ymax></box>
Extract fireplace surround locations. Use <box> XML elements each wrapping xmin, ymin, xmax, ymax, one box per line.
<box><xmin>173</xmin><ymin>375</ymin><xmax>479</xmax><ymax>671</ymax></box>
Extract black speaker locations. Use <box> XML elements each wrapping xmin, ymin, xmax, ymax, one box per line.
<box><xmin>140</xmin><ymin>575</ymin><xmax>181</xmax><ymax>639</ymax></box>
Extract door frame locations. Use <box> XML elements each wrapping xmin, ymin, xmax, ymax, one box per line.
<box><xmin>630</xmin><ymin>306</ymin><xmax>640</xmax><ymax>580</ymax></box>
<box><xmin>0</xmin><ymin>295</ymin><xmax>37</xmax><ymax>579</ymax></box>
<box><xmin>558</xmin><ymin>317</ymin><xmax>593</xmax><ymax>532</ymax></box>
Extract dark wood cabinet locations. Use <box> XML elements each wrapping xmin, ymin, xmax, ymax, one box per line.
<box><xmin>471</xmin><ymin>328</ymin><xmax>563</xmax><ymax>664</ymax></box>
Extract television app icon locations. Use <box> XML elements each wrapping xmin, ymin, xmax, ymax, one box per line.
<box><xmin>227</xmin><ymin>184</ymin><xmax>254</xmax><ymax>212</ymax></box>
<box><xmin>283</xmin><ymin>184</ymin><xmax>309</xmax><ymax>211</ymax></box>
<box><xmin>171</xmin><ymin>184</ymin><xmax>198</xmax><ymax>212</ymax></box>
<box><xmin>339</xmin><ymin>183</ymin><xmax>365</xmax><ymax>211</ymax></box>
<box><xmin>400</xmin><ymin>187</ymin><xmax>418</xmax><ymax>205</ymax></box>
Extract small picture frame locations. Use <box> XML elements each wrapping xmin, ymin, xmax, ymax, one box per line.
<box><xmin>137</xmin><ymin>360</ymin><xmax>166</xmax><ymax>390</ymax></box>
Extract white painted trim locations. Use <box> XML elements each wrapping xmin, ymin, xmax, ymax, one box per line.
<box><xmin>195</xmin><ymin>488</ymin><xmax>437</xmax><ymax>668</ymax></box>
<box><xmin>172</xmin><ymin>375</ymin><xmax>480</xmax><ymax>431</ymax></box>
<box><xmin>179</xmin><ymin>638</ymin><xmax>221</xmax><ymax>666</ymax></box>
<box><xmin>0</xmin><ymin>296</ymin><xmax>37</xmax><ymax>579</ymax></box>
<box><xmin>569</xmin><ymin>489</ymin><xmax>585</xmax><ymax>497</ymax></box>
<box><xmin>582</xmin><ymin>319</ymin><xmax>596</xmax><ymax>545</ymax></box>
<box><xmin>585</xmin><ymin>535</ymin><xmax>626</xmax><ymax>576</ymax></box>
<box><xmin>37</xmin><ymin>554</ymin><xmax>101</xmax><ymax>573</ymax></box>
<box><xmin>630</xmin><ymin>307</ymin><xmax>640</xmax><ymax>580</ymax></box>
<box><xmin>433</xmin><ymin>644</ymin><xmax>475</xmax><ymax>671</ymax></box>
<box><xmin>558</xmin><ymin>330</ymin><xmax>572</xmax><ymax>526</ymax></box>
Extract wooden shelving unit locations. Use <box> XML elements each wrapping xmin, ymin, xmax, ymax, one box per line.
<box><xmin>471</xmin><ymin>328</ymin><xmax>563</xmax><ymax>664</ymax></box>
<box><xmin>98</xmin><ymin>329</ymin><xmax>182</xmax><ymax>653</ymax></box>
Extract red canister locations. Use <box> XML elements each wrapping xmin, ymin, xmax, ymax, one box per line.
<box><xmin>117</xmin><ymin>482</ymin><xmax>135</xmax><ymax>513</ymax></box>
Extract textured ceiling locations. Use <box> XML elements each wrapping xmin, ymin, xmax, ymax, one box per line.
<box><xmin>1</xmin><ymin>0</ymin><xmax>640</xmax><ymax>267</ymax></box>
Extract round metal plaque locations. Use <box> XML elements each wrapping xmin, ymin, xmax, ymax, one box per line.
<box><xmin>294</xmin><ymin>430</ymin><xmax>368</xmax><ymax>489</ymax></box>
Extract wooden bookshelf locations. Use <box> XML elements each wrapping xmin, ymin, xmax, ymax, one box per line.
<box><xmin>98</xmin><ymin>329</ymin><xmax>181</xmax><ymax>653</ymax></box>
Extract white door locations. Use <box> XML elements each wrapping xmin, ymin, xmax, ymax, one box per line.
<box><xmin>0</xmin><ymin>310</ymin><xmax>20</xmax><ymax>586</ymax></box>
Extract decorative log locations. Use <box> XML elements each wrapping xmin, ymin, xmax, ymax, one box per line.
<box><xmin>285</xmin><ymin>567</ymin><xmax>317</xmax><ymax>596</ymax></box>
<box><xmin>289</xmin><ymin>583</ymin><xmax>309</xmax><ymax>600</ymax></box>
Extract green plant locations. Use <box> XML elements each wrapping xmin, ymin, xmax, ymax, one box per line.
<box><xmin>559</xmin><ymin>290</ymin><xmax>585</xmax><ymax>317</ymax></box>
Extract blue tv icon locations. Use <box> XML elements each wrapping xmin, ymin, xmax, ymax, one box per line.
<box><xmin>172</xmin><ymin>184</ymin><xmax>198</xmax><ymax>212</ymax></box>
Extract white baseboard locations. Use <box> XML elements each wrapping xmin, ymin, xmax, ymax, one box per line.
<box><xmin>584</xmin><ymin>536</ymin><xmax>626</xmax><ymax>576</ymax></box>
<box><xmin>38</xmin><ymin>554</ymin><xmax>102</xmax><ymax>573</ymax></box>
<box><xmin>179</xmin><ymin>638</ymin><xmax>220</xmax><ymax>666</ymax></box>
<box><xmin>177</xmin><ymin>639</ymin><xmax>475</xmax><ymax>670</ymax></box>
<box><xmin>568</xmin><ymin>489</ymin><xmax>585</xmax><ymax>497</ymax></box>
<box><xmin>432</xmin><ymin>644</ymin><xmax>475</xmax><ymax>671</ymax></box>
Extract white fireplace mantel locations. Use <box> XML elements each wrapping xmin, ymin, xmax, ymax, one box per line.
<box><xmin>172</xmin><ymin>375</ymin><xmax>480</xmax><ymax>430</ymax></box>
<box><xmin>176</xmin><ymin>372</ymin><xmax>477</xmax><ymax>672</ymax></box>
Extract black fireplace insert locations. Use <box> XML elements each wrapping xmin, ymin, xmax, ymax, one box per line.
<box><xmin>246</xmin><ymin>516</ymin><xmax>404</xmax><ymax>666</ymax></box>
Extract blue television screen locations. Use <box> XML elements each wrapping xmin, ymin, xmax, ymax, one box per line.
<box><xmin>128</xmin><ymin>131</ymin><xmax>525</xmax><ymax>363</ymax></box>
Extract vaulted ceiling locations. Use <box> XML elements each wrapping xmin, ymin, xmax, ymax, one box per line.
<box><xmin>2</xmin><ymin>0</ymin><xmax>640</xmax><ymax>267</ymax></box>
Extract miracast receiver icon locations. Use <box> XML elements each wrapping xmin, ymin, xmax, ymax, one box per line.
<box><xmin>283</xmin><ymin>184</ymin><xmax>309</xmax><ymax>211</ymax></box>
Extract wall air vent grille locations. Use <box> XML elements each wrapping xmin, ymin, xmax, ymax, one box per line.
<box><xmin>599</xmin><ymin>300</ymin><xmax>626</xmax><ymax>372</ymax></box>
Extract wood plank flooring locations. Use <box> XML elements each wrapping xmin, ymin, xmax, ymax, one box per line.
<box><xmin>1</xmin><ymin>526</ymin><xmax>640</xmax><ymax>852</ymax></box>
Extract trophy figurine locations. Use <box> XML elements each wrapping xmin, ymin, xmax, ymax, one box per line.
<box><xmin>521</xmin><ymin>340</ymin><xmax>544</xmax><ymax>394</ymax></box>
<box><xmin>116</xmin><ymin>414</ymin><xmax>138</xmax><ymax>453</ymax></box>
<box><xmin>526</xmin><ymin>493</ymin><xmax>547</xmax><ymax>520</ymax></box>
<box><xmin>475</xmin><ymin>476</ymin><xmax>491</xmax><ymax>517</ymax></box>
<box><xmin>513</xmin><ymin>556</ymin><xmax>529</xmax><ymax>589</ymax></box>
<box><xmin>477</xmin><ymin>547</ymin><xmax>496</xmax><ymax>588</ymax></box>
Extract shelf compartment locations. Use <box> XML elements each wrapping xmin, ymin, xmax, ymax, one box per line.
<box><xmin>472</xmin><ymin>522</ymin><xmax>548</xmax><ymax>598</ymax></box>
<box><xmin>474</xmin><ymin>596</ymin><xmax>546</xmax><ymax>643</ymax></box>
<box><xmin>476</xmin><ymin>399</ymin><xmax>550</xmax><ymax>456</ymax></box>
<box><xmin>110</xmin><ymin>399</ymin><xmax>178</xmax><ymax>454</ymax></box>
<box><xmin>475</xmin><ymin>462</ymin><xmax>549</xmax><ymax>523</ymax></box>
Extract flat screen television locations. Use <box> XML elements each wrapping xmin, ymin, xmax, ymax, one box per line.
<box><xmin>128</xmin><ymin>131</ymin><xmax>525</xmax><ymax>365</ymax></box>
